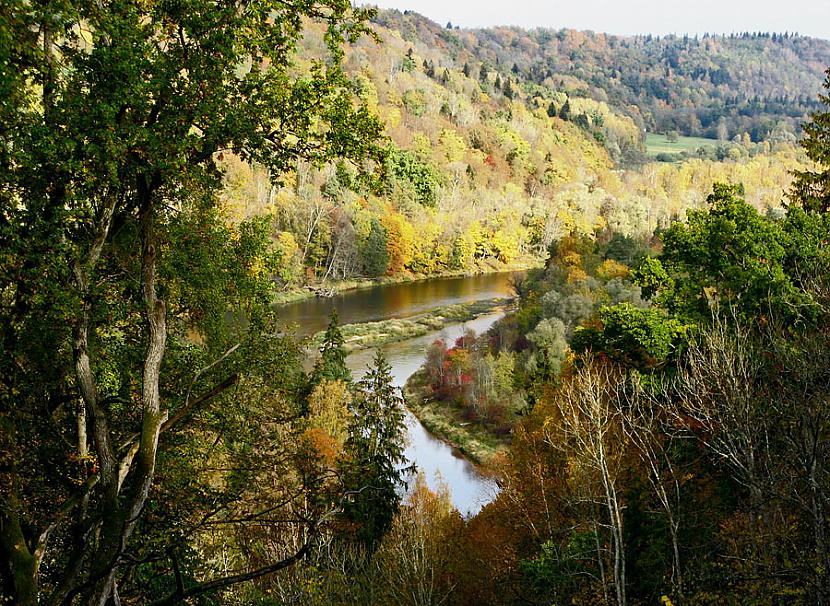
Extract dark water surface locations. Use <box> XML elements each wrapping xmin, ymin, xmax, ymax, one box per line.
<box><xmin>279</xmin><ymin>272</ymin><xmax>521</xmax><ymax>515</ymax></box>
<box><xmin>279</xmin><ymin>272</ymin><xmax>520</xmax><ymax>337</ymax></box>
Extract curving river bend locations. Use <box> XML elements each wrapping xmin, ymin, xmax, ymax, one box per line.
<box><xmin>278</xmin><ymin>272</ymin><xmax>521</xmax><ymax>516</ymax></box>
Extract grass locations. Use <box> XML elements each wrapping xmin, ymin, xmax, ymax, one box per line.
<box><xmin>309</xmin><ymin>297</ymin><xmax>511</xmax><ymax>354</ymax></box>
<box><xmin>645</xmin><ymin>132</ymin><xmax>719</xmax><ymax>157</ymax></box>
<box><xmin>404</xmin><ymin>369</ymin><xmax>510</xmax><ymax>469</ymax></box>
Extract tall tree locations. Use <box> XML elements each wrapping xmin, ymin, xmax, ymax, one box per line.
<box><xmin>0</xmin><ymin>0</ymin><xmax>383</xmax><ymax>604</ymax></box>
<box><xmin>790</xmin><ymin>68</ymin><xmax>830</xmax><ymax>213</ymax></box>
<box><xmin>341</xmin><ymin>351</ymin><xmax>410</xmax><ymax>549</ymax></box>
<box><xmin>311</xmin><ymin>310</ymin><xmax>352</xmax><ymax>387</ymax></box>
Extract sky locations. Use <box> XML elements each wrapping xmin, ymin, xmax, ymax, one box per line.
<box><xmin>359</xmin><ymin>0</ymin><xmax>830</xmax><ymax>40</ymax></box>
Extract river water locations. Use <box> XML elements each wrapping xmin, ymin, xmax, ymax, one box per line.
<box><xmin>279</xmin><ymin>272</ymin><xmax>520</xmax><ymax>516</ymax></box>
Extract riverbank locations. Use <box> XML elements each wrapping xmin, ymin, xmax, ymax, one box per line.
<box><xmin>310</xmin><ymin>298</ymin><xmax>511</xmax><ymax>354</ymax></box>
<box><xmin>404</xmin><ymin>369</ymin><xmax>511</xmax><ymax>469</ymax></box>
<box><xmin>273</xmin><ymin>256</ymin><xmax>541</xmax><ymax>306</ymax></box>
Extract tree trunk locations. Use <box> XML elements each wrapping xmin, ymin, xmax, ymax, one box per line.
<box><xmin>0</xmin><ymin>509</ymin><xmax>38</xmax><ymax>606</ymax></box>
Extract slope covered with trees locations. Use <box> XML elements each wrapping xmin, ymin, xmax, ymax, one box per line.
<box><xmin>2</xmin><ymin>0</ymin><xmax>830</xmax><ymax>603</ymax></box>
<box><xmin>375</xmin><ymin>9</ymin><xmax>830</xmax><ymax>143</ymax></box>
<box><xmin>220</xmin><ymin>10</ymin><xmax>816</xmax><ymax>291</ymax></box>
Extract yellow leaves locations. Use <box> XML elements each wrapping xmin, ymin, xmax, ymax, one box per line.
<box><xmin>412</xmin><ymin>132</ymin><xmax>432</xmax><ymax>158</ymax></box>
<box><xmin>438</xmin><ymin>129</ymin><xmax>467</xmax><ymax>164</ymax></box>
<box><xmin>381</xmin><ymin>212</ymin><xmax>416</xmax><ymax>274</ymax></box>
<box><xmin>566</xmin><ymin>267</ymin><xmax>589</xmax><ymax>284</ymax></box>
<box><xmin>383</xmin><ymin>106</ymin><xmax>402</xmax><ymax>129</ymax></box>
<box><xmin>307</xmin><ymin>379</ymin><xmax>351</xmax><ymax>446</ymax></box>
<box><xmin>597</xmin><ymin>259</ymin><xmax>631</xmax><ymax>281</ymax></box>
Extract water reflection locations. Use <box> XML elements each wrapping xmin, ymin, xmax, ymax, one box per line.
<box><xmin>279</xmin><ymin>272</ymin><xmax>520</xmax><ymax>336</ymax></box>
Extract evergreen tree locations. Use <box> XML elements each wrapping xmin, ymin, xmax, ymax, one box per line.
<box><xmin>479</xmin><ymin>64</ymin><xmax>489</xmax><ymax>82</ymax></box>
<box><xmin>503</xmin><ymin>78</ymin><xmax>514</xmax><ymax>99</ymax></box>
<box><xmin>362</xmin><ymin>218</ymin><xmax>388</xmax><ymax>277</ymax></box>
<box><xmin>790</xmin><ymin>68</ymin><xmax>830</xmax><ymax>213</ymax></box>
<box><xmin>341</xmin><ymin>351</ymin><xmax>410</xmax><ymax>548</ymax></box>
<box><xmin>463</xmin><ymin>62</ymin><xmax>472</xmax><ymax>78</ymax></box>
<box><xmin>311</xmin><ymin>310</ymin><xmax>352</xmax><ymax>387</ymax></box>
<box><xmin>559</xmin><ymin>99</ymin><xmax>572</xmax><ymax>121</ymax></box>
<box><xmin>547</xmin><ymin>101</ymin><xmax>558</xmax><ymax>118</ymax></box>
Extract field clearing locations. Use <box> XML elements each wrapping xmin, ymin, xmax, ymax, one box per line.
<box><xmin>645</xmin><ymin>132</ymin><xmax>720</xmax><ymax>156</ymax></box>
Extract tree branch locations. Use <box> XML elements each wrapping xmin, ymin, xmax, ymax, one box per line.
<box><xmin>147</xmin><ymin>542</ymin><xmax>312</xmax><ymax>606</ymax></box>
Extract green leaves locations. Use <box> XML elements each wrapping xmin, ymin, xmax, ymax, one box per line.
<box><xmin>341</xmin><ymin>350</ymin><xmax>409</xmax><ymax>549</ymax></box>
<box><xmin>641</xmin><ymin>183</ymin><xmax>822</xmax><ymax>327</ymax></box>
<box><xmin>789</xmin><ymin>68</ymin><xmax>830</xmax><ymax>213</ymax></box>
<box><xmin>572</xmin><ymin>303</ymin><xmax>689</xmax><ymax>369</ymax></box>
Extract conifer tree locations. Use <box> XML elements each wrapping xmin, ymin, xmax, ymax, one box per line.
<box><xmin>311</xmin><ymin>310</ymin><xmax>352</xmax><ymax>387</ymax></box>
<box><xmin>790</xmin><ymin>68</ymin><xmax>830</xmax><ymax>213</ymax></box>
<box><xmin>341</xmin><ymin>350</ymin><xmax>410</xmax><ymax>548</ymax></box>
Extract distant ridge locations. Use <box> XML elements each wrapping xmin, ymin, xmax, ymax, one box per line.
<box><xmin>373</xmin><ymin>9</ymin><xmax>830</xmax><ymax>141</ymax></box>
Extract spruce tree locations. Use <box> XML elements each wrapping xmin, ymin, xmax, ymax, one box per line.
<box><xmin>362</xmin><ymin>218</ymin><xmax>388</xmax><ymax>277</ymax></box>
<box><xmin>790</xmin><ymin>68</ymin><xmax>830</xmax><ymax>213</ymax></box>
<box><xmin>311</xmin><ymin>310</ymin><xmax>352</xmax><ymax>387</ymax></box>
<box><xmin>340</xmin><ymin>350</ymin><xmax>410</xmax><ymax>548</ymax></box>
<box><xmin>547</xmin><ymin>101</ymin><xmax>558</xmax><ymax>118</ymax></box>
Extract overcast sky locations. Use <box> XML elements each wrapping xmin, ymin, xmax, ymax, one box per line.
<box><xmin>359</xmin><ymin>0</ymin><xmax>830</xmax><ymax>40</ymax></box>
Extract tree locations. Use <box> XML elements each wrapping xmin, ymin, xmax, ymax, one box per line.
<box><xmin>544</xmin><ymin>358</ymin><xmax>628</xmax><ymax>606</ymax></box>
<box><xmin>0</xmin><ymin>0</ymin><xmax>383</xmax><ymax>603</ymax></box>
<box><xmin>341</xmin><ymin>351</ymin><xmax>410</xmax><ymax>549</ymax></box>
<box><xmin>790</xmin><ymin>68</ymin><xmax>830</xmax><ymax>213</ymax></box>
<box><xmin>362</xmin><ymin>218</ymin><xmax>389</xmax><ymax>277</ymax></box>
<box><xmin>547</xmin><ymin>101</ymin><xmax>558</xmax><ymax>118</ymax></box>
<box><xmin>554</xmin><ymin>100</ymin><xmax>570</xmax><ymax>122</ymax></box>
<box><xmin>311</xmin><ymin>310</ymin><xmax>352</xmax><ymax>387</ymax></box>
<box><xmin>635</xmin><ymin>184</ymin><xmax>824</xmax><ymax>327</ymax></box>
<box><xmin>373</xmin><ymin>474</ymin><xmax>464</xmax><ymax>606</ymax></box>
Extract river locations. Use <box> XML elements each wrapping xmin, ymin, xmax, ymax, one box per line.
<box><xmin>279</xmin><ymin>272</ymin><xmax>520</xmax><ymax>516</ymax></box>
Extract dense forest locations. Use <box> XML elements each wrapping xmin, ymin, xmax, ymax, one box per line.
<box><xmin>2</xmin><ymin>0</ymin><xmax>830</xmax><ymax>604</ymax></box>
<box><xmin>375</xmin><ymin>10</ymin><xmax>830</xmax><ymax>142</ymax></box>
<box><xmin>223</xmin><ymin>10</ymin><xmax>819</xmax><ymax>290</ymax></box>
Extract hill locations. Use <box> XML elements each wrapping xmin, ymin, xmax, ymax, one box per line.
<box><xmin>373</xmin><ymin>10</ymin><xmax>830</xmax><ymax>144</ymax></box>
<box><xmin>220</xmin><ymin>9</ymin><xmax>817</xmax><ymax>289</ymax></box>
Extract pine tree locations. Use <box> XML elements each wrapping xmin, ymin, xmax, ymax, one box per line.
<box><xmin>547</xmin><ymin>101</ymin><xmax>558</xmax><ymax>118</ymax></box>
<box><xmin>311</xmin><ymin>310</ymin><xmax>352</xmax><ymax>387</ymax></box>
<box><xmin>340</xmin><ymin>350</ymin><xmax>410</xmax><ymax>548</ymax></box>
<box><xmin>463</xmin><ymin>62</ymin><xmax>471</xmax><ymax>78</ymax></box>
<box><xmin>362</xmin><ymin>218</ymin><xmax>388</xmax><ymax>277</ymax></box>
<box><xmin>790</xmin><ymin>69</ymin><xmax>830</xmax><ymax>213</ymax></box>
<box><xmin>559</xmin><ymin>99</ymin><xmax>571</xmax><ymax>121</ymax></box>
<box><xmin>479</xmin><ymin>64</ymin><xmax>489</xmax><ymax>82</ymax></box>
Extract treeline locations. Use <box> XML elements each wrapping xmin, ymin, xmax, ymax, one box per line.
<box><xmin>373</xmin><ymin>9</ymin><xmax>830</xmax><ymax>142</ymax></box>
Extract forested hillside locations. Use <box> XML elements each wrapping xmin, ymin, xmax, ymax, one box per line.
<box><xmin>375</xmin><ymin>9</ymin><xmax>830</xmax><ymax>142</ymax></box>
<box><xmin>401</xmin><ymin>71</ymin><xmax>830</xmax><ymax>605</ymax></box>
<box><xmin>222</xmin><ymin>11</ymin><xmax>815</xmax><ymax>290</ymax></box>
